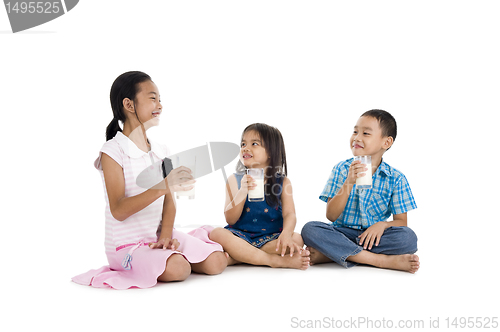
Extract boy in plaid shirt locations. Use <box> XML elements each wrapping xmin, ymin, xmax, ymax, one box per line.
<box><xmin>301</xmin><ymin>110</ymin><xmax>420</xmax><ymax>273</ymax></box>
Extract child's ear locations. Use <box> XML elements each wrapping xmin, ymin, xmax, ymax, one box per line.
<box><xmin>383</xmin><ymin>136</ymin><xmax>394</xmax><ymax>150</ymax></box>
<box><xmin>122</xmin><ymin>98</ymin><xmax>135</xmax><ymax>114</ymax></box>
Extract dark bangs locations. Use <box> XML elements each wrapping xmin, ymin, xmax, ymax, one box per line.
<box><xmin>236</xmin><ymin>123</ymin><xmax>288</xmax><ymax>208</ymax></box>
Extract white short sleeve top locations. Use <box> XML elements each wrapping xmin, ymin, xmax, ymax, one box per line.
<box><xmin>94</xmin><ymin>132</ymin><xmax>170</xmax><ymax>253</ymax></box>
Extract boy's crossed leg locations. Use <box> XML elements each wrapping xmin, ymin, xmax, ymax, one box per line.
<box><xmin>302</xmin><ymin>221</ymin><xmax>419</xmax><ymax>273</ymax></box>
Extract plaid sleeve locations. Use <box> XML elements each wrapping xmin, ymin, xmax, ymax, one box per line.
<box><xmin>390</xmin><ymin>172</ymin><xmax>417</xmax><ymax>215</ymax></box>
<box><xmin>319</xmin><ymin>161</ymin><xmax>348</xmax><ymax>202</ymax></box>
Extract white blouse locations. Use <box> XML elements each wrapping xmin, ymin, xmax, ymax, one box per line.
<box><xmin>94</xmin><ymin>132</ymin><xmax>169</xmax><ymax>253</ymax></box>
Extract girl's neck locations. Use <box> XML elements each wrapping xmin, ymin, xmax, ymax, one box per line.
<box><xmin>248</xmin><ymin>162</ymin><xmax>270</xmax><ymax>169</ymax></box>
<box><xmin>123</xmin><ymin>122</ymin><xmax>150</xmax><ymax>152</ymax></box>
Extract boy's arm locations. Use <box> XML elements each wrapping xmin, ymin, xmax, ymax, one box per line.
<box><xmin>359</xmin><ymin>171</ymin><xmax>415</xmax><ymax>250</ymax></box>
<box><xmin>326</xmin><ymin>160</ymin><xmax>366</xmax><ymax>222</ymax></box>
<box><xmin>326</xmin><ymin>181</ymin><xmax>352</xmax><ymax>222</ymax></box>
<box><xmin>387</xmin><ymin>213</ymin><xmax>408</xmax><ymax>227</ymax></box>
<box><xmin>358</xmin><ymin>213</ymin><xmax>408</xmax><ymax>250</ymax></box>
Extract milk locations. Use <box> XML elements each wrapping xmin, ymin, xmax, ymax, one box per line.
<box><xmin>354</xmin><ymin>156</ymin><xmax>372</xmax><ymax>190</ymax></box>
<box><xmin>176</xmin><ymin>181</ymin><xmax>195</xmax><ymax>199</ymax></box>
<box><xmin>247</xmin><ymin>168</ymin><xmax>265</xmax><ymax>202</ymax></box>
<box><xmin>174</xmin><ymin>155</ymin><xmax>196</xmax><ymax>199</ymax></box>
<box><xmin>248</xmin><ymin>178</ymin><xmax>265</xmax><ymax>201</ymax></box>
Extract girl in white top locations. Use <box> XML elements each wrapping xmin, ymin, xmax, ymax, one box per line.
<box><xmin>72</xmin><ymin>71</ymin><xmax>226</xmax><ymax>289</ymax></box>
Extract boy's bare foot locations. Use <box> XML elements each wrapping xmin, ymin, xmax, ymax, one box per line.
<box><xmin>271</xmin><ymin>249</ymin><xmax>310</xmax><ymax>270</ymax></box>
<box><xmin>381</xmin><ymin>254</ymin><xmax>420</xmax><ymax>273</ymax></box>
<box><xmin>349</xmin><ymin>250</ymin><xmax>420</xmax><ymax>273</ymax></box>
<box><xmin>307</xmin><ymin>246</ymin><xmax>333</xmax><ymax>265</ymax></box>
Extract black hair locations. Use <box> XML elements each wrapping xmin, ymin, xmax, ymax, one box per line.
<box><xmin>361</xmin><ymin>109</ymin><xmax>397</xmax><ymax>142</ymax></box>
<box><xmin>106</xmin><ymin>71</ymin><xmax>152</xmax><ymax>141</ymax></box>
<box><xmin>236</xmin><ymin>123</ymin><xmax>288</xmax><ymax>208</ymax></box>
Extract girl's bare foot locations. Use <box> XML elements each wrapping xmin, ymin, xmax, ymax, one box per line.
<box><xmin>271</xmin><ymin>249</ymin><xmax>310</xmax><ymax>270</ymax></box>
<box><xmin>225</xmin><ymin>249</ymin><xmax>309</xmax><ymax>269</ymax></box>
<box><xmin>268</xmin><ymin>250</ymin><xmax>310</xmax><ymax>270</ymax></box>
<box><xmin>306</xmin><ymin>246</ymin><xmax>332</xmax><ymax>265</ymax></box>
<box><xmin>224</xmin><ymin>252</ymin><xmax>239</xmax><ymax>266</ymax></box>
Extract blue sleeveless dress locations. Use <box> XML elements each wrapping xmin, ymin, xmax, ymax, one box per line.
<box><xmin>224</xmin><ymin>173</ymin><xmax>284</xmax><ymax>248</ymax></box>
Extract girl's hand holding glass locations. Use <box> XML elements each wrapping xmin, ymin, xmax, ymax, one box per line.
<box><xmin>240</xmin><ymin>174</ymin><xmax>257</xmax><ymax>193</ymax></box>
<box><xmin>166</xmin><ymin>166</ymin><xmax>195</xmax><ymax>192</ymax></box>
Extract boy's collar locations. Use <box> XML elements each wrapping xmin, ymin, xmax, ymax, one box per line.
<box><xmin>114</xmin><ymin>131</ymin><xmax>167</xmax><ymax>159</ymax></box>
<box><xmin>376</xmin><ymin>159</ymin><xmax>392</xmax><ymax>176</ymax></box>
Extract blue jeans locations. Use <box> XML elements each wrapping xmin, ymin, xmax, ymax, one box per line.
<box><xmin>301</xmin><ymin>221</ymin><xmax>418</xmax><ymax>268</ymax></box>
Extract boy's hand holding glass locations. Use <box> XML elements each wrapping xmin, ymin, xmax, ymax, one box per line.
<box><xmin>358</xmin><ymin>222</ymin><xmax>388</xmax><ymax>250</ymax></box>
<box><xmin>354</xmin><ymin>155</ymin><xmax>372</xmax><ymax>189</ymax></box>
<box><xmin>346</xmin><ymin>160</ymin><xmax>369</xmax><ymax>186</ymax></box>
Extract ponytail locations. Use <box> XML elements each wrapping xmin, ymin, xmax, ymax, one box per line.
<box><xmin>106</xmin><ymin>117</ymin><xmax>122</xmax><ymax>141</ymax></box>
<box><xmin>106</xmin><ymin>71</ymin><xmax>152</xmax><ymax>141</ymax></box>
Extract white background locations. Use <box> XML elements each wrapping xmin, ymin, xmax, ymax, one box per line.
<box><xmin>1</xmin><ymin>1</ymin><xmax>499</xmax><ymax>331</ymax></box>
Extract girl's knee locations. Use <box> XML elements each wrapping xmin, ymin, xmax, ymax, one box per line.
<box><xmin>209</xmin><ymin>227</ymin><xmax>225</xmax><ymax>242</ymax></box>
<box><xmin>203</xmin><ymin>251</ymin><xmax>227</xmax><ymax>275</ymax></box>
<box><xmin>159</xmin><ymin>254</ymin><xmax>191</xmax><ymax>282</ymax></box>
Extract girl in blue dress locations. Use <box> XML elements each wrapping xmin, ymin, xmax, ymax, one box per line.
<box><xmin>210</xmin><ymin>123</ymin><xmax>310</xmax><ymax>270</ymax></box>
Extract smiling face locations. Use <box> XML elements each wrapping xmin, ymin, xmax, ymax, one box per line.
<box><xmin>350</xmin><ymin>116</ymin><xmax>394</xmax><ymax>159</ymax></box>
<box><xmin>240</xmin><ymin>130</ymin><xmax>270</xmax><ymax>168</ymax></box>
<box><xmin>133</xmin><ymin>80</ymin><xmax>162</xmax><ymax>129</ymax></box>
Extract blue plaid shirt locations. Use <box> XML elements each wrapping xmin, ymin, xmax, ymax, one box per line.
<box><xmin>319</xmin><ymin>158</ymin><xmax>417</xmax><ymax>230</ymax></box>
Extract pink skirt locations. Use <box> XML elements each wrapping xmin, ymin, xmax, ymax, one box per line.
<box><xmin>72</xmin><ymin>226</ymin><xmax>222</xmax><ymax>290</ymax></box>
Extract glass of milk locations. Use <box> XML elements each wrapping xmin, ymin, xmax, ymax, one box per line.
<box><xmin>354</xmin><ymin>155</ymin><xmax>372</xmax><ymax>190</ymax></box>
<box><xmin>246</xmin><ymin>168</ymin><xmax>265</xmax><ymax>202</ymax></box>
<box><xmin>174</xmin><ymin>155</ymin><xmax>196</xmax><ymax>199</ymax></box>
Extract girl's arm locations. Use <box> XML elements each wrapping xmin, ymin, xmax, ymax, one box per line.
<box><xmin>224</xmin><ymin>174</ymin><xmax>253</xmax><ymax>225</ymax></box>
<box><xmin>280</xmin><ymin>177</ymin><xmax>297</xmax><ymax>235</ymax></box>
<box><xmin>102</xmin><ymin>153</ymin><xmax>168</xmax><ymax>222</ymax></box>
<box><xmin>159</xmin><ymin>189</ymin><xmax>176</xmax><ymax>238</ymax></box>
<box><xmin>149</xmin><ymin>187</ymin><xmax>179</xmax><ymax>250</ymax></box>
<box><xmin>276</xmin><ymin>177</ymin><xmax>301</xmax><ymax>256</ymax></box>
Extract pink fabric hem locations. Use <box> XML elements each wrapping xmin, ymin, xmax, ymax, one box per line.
<box><xmin>72</xmin><ymin>226</ymin><xmax>222</xmax><ymax>290</ymax></box>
